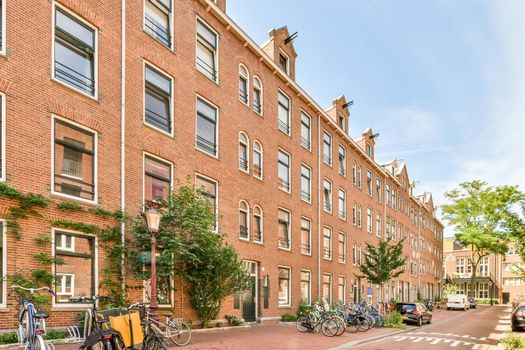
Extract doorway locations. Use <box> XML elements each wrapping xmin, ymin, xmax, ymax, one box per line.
<box><xmin>242</xmin><ymin>261</ymin><xmax>257</xmax><ymax>322</ymax></box>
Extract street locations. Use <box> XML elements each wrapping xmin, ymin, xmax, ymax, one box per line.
<box><xmin>350</xmin><ymin>305</ymin><xmax>509</xmax><ymax>350</ymax></box>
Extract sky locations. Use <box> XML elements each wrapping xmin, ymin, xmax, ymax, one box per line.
<box><xmin>227</xmin><ymin>0</ymin><xmax>525</xmax><ymax>237</ymax></box>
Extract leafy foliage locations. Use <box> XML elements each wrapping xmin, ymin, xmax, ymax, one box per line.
<box><xmin>281</xmin><ymin>312</ymin><xmax>298</xmax><ymax>322</ymax></box>
<box><xmin>383</xmin><ymin>311</ymin><xmax>406</xmax><ymax>329</ymax></box>
<box><xmin>225</xmin><ymin>315</ymin><xmax>244</xmax><ymax>326</ymax></box>
<box><xmin>130</xmin><ymin>185</ymin><xmax>250</xmax><ymax>327</ymax></box>
<box><xmin>503</xmin><ymin>201</ymin><xmax>525</xmax><ymax>265</ymax></box>
<box><xmin>442</xmin><ymin>181</ymin><xmax>524</xmax><ymax>296</ymax></box>
<box><xmin>57</xmin><ymin>201</ymin><xmax>84</xmax><ymax>211</ymax></box>
<box><xmin>98</xmin><ymin>226</ymin><xmax>126</xmax><ymax>308</ymax></box>
<box><xmin>357</xmin><ymin>239</ymin><xmax>406</xmax><ymax>285</ymax></box>
<box><xmin>501</xmin><ymin>331</ymin><xmax>525</xmax><ymax>350</ymax></box>
<box><xmin>50</xmin><ymin>219</ymin><xmax>100</xmax><ymax>234</ymax></box>
<box><xmin>35</xmin><ymin>234</ymin><xmax>52</xmax><ymax>245</ymax></box>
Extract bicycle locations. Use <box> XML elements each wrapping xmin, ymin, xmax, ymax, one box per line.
<box><xmin>296</xmin><ymin>302</ymin><xmax>342</xmax><ymax>337</ymax></box>
<box><xmin>9</xmin><ymin>285</ymin><xmax>56</xmax><ymax>350</ymax></box>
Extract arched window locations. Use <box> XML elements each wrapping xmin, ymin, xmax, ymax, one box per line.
<box><xmin>239</xmin><ymin>64</ymin><xmax>249</xmax><ymax>105</ymax></box>
<box><xmin>253</xmin><ymin>205</ymin><xmax>263</xmax><ymax>243</ymax></box>
<box><xmin>253</xmin><ymin>140</ymin><xmax>263</xmax><ymax>179</ymax></box>
<box><xmin>352</xmin><ymin>202</ymin><xmax>357</xmax><ymax>225</ymax></box>
<box><xmin>357</xmin><ymin>204</ymin><xmax>362</xmax><ymax>228</ymax></box>
<box><xmin>253</xmin><ymin>76</ymin><xmax>263</xmax><ymax>115</ymax></box>
<box><xmin>352</xmin><ymin>242</ymin><xmax>357</xmax><ymax>266</ymax></box>
<box><xmin>239</xmin><ymin>132</ymin><xmax>249</xmax><ymax>172</ymax></box>
<box><xmin>357</xmin><ymin>244</ymin><xmax>362</xmax><ymax>265</ymax></box>
<box><xmin>352</xmin><ymin>161</ymin><xmax>357</xmax><ymax>186</ymax></box>
<box><xmin>239</xmin><ymin>200</ymin><xmax>249</xmax><ymax>240</ymax></box>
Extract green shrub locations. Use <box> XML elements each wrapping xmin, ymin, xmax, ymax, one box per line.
<box><xmin>224</xmin><ymin>315</ymin><xmax>243</xmax><ymax>326</ymax></box>
<box><xmin>383</xmin><ymin>311</ymin><xmax>406</xmax><ymax>329</ymax></box>
<box><xmin>0</xmin><ymin>332</ymin><xmax>18</xmax><ymax>344</ymax></box>
<box><xmin>501</xmin><ymin>332</ymin><xmax>525</xmax><ymax>350</ymax></box>
<box><xmin>475</xmin><ymin>298</ymin><xmax>494</xmax><ymax>305</ymax></box>
<box><xmin>281</xmin><ymin>312</ymin><xmax>298</xmax><ymax>322</ymax></box>
<box><xmin>297</xmin><ymin>299</ymin><xmax>311</xmax><ymax>316</ymax></box>
<box><xmin>44</xmin><ymin>330</ymin><xmax>65</xmax><ymax>340</ymax></box>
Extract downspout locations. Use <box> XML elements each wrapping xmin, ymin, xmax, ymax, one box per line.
<box><xmin>383</xmin><ymin>173</ymin><xmax>387</xmax><ymax>302</ymax></box>
<box><xmin>120</xmin><ymin>0</ymin><xmax>126</xmax><ymax>296</ymax></box>
<box><xmin>317</xmin><ymin>114</ymin><xmax>322</xmax><ymax>299</ymax></box>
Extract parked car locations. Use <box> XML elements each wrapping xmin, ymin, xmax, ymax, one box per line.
<box><xmin>395</xmin><ymin>302</ymin><xmax>432</xmax><ymax>326</ymax></box>
<box><xmin>447</xmin><ymin>294</ymin><xmax>469</xmax><ymax>311</ymax></box>
<box><xmin>512</xmin><ymin>305</ymin><xmax>525</xmax><ymax>331</ymax></box>
<box><xmin>467</xmin><ymin>296</ymin><xmax>477</xmax><ymax>309</ymax></box>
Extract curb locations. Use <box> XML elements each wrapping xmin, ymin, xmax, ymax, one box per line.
<box><xmin>191</xmin><ymin>324</ymin><xmax>252</xmax><ymax>333</ymax></box>
<box><xmin>327</xmin><ymin>327</ymin><xmax>415</xmax><ymax>350</ymax></box>
<box><xmin>0</xmin><ymin>338</ymin><xmax>82</xmax><ymax>349</ymax></box>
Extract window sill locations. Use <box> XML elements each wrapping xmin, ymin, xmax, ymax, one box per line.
<box><xmin>278</xmin><ymin>247</ymin><xmax>292</xmax><ymax>252</ymax></box>
<box><xmin>143</xmin><ymin>30</ymin><xmax>177</xmax><ymax>54</ymax></box>
<box><xmin>195</xmin><ymin>147</ymin><xmax>219</xmax><ymax>160</ymax></box>
<box><xmin>50</xmin><ymin>191</ymin><xmax>98</xmax><ymax>206</ymax></box>
<box><xmin>0</xmin><ymin>307</ymin><xmax>9</xmax><ymax>313</ymax></box>
<box><xmin>278</xmin><ymin>305</ymin><xmax>292</xmax><ymax>309</ymax></box>
<box><xmin>301</xmin><ymin>252</ymin><xmax>312</xmax><ymax>257</ymax></box>
<box><xmin>253</xmin><ymin>241</ymin><xmax>264</xmax><ymax>246</ymax></box>
<box><xmin>196</xmin><ymin>68</ymin><xmax>220</xmax><ymax>87</ymax></box>
<box><xmin>51</xmin><ymin>305</ymin><xmax>90</xmax><ymax>311</ymax></box>
<box><xmin>51</xmin><ymin>77</ymin><xmax>99</xmax><ymax>102</ymax></box>
<box><xmin>143</xmin><ymin>121</ymin><xmax>174</xmax><ymax>138</ymax></box>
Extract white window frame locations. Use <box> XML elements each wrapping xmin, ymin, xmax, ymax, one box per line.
<box><xmin>50</xmin><ymin>115</ymin><xmax>98</xmax><ymax>204</ymax></box>
<box><xmin>366</xmin><ymin>207</ymin><xmax>373</xmax><ymax>233</ymax></box>
<box><xmin>322</xmin><ymin>273</ymin><xmax>332</xmax><ymax>304</ymax></box>
<box><xmin>143</xmin><ymin>0</ymin><xmax>174</xmax><ymax>50</ymax></box>
<box><xmin>56</xmin><ymin>233</ymin><xmax>75</xmax><ymax>253</ymax></box>
<box><xmin>195</xmin><ymin>16</ymin><xmax>219</xmax><ymax>83</ymax></box>
<box><xmin>252</xmin><ymin>75</ymin><xmax>263</xmax><ymax>116</ymax></box>
<box><xmin>323</xmin><ymin>131</ymin><xmax>332</xmax><ymax>166</ymax></box>
<box><xmin>300</xmin><ymin>111</ymin><xmax>311</xmax><ymax>151</ymax></box>
<box><xmin>366</xmin><ymin>170</ymin><xmax>373</xmax><ymax>197</ymax></box>
<box><xmin>323</xmin><ymin>226</ymin><xmax>332</xmax><ymax>261</ymax></box>
<box><xmin>277</xmin><ymin>207</ymin><xmax>292</xmax><ymax>251</ymax></box>
<box><xmin>252</xmin><ymin>205</ymin><xmax>263</xmax><ymax>243</ymax></box>
<box><xmin>252</xmin><ymin>140</ymin><xmax>263</xmax><ymax>179</ymax></box>
<box><xmin>195</xmin><ymin>94</ymin><xmax>220</xmax><ymax>159</ymax></box>
<box><xmin>277</xmin><ymin>89</ymin><xmax>291</xmax><ymax>136</ymax></box>
<box><xmin>277</xmin><ymin>148</ymin><xmax>291</xmax><ymax>193</ymax></box>
<box><xmin>238</xmin><ymin>63</ymin><xmax>250</xmax><ymax>106</ymax></box>
<box><xmin>0</xmin><ymin>220</ymin><xmax>6</xmax><ymax>308</ymax></box>
<box><xmin>323</xmin><ymin>178</ymin><xmax>332</xmax><ymax>214</ymax></box>
<box><xmin>278</xmin><ymin>48</ymin><xmax>290</xmax><ymax>75</ymax></box>
<box><xmin>338</xmin><ymin>188</ymin><xmax>346</xmax><ymax>220</ymax></box>
<box><xmin>300</xmin><ymin>163</ymin><xmax>311</xmax><ymax>204</ymax></box>
<box><xmin>338</xmin><ymin>232</ymin><xmax>346</xmax><ymax>264</ymax></box>
<box><xmin>195</xmin><ymin>172</ymin><xmax>219</xmax><ymax>233</ymax></box>
<box><xmin>143</xmin><ymin>60</ymin><xmax>175</xmax><ymax>137</ymax></box>
<box><xmin>51</xmin><ymin>228</ymin><xmax>98</xmax><ymax>308</ymax></box>
<box><xmin>238</xmin><ymin>131</ymin><xmax>250</xmax><ymax>173</ymax></box>
<box><xmin>0</xmin><ymin>93</ymin><xmax>6</xmax><ymax>181</ymax></box>
<box><xmin>300</xmin><ymin>217</ymin><xmax>312</xmax><ymax>256</ymax></box>
<box><xmin>278</xmin><ymin>265</ymin><xmax>291</xmax><ymax>307</ymax></box>
<box><xmin>376</xmin><ymin>213</ymin><xmax>382</xmax><ymax>237</ymax></box>
<box><xmin>143</xmin><ymin>275</ymin><xmax>174</xmax><ymax>307</ymax></box>
<box><xmin>239</xmin><ymin>200</ymin><xmax>250</xmax><ymax>241</ymax></box>
<box><xmin>338</xmin><ymin>145</ymin><xmax>346</xmax><ymax>177</ymax></box>
<box><xmin>55</xmin><ymin>273</ymin><xmax>75</xmax><ymax>301</ymax></box>
<box><xmin>142</xmin><ymin>151</ymin><xmax>173</xmax><ymax>206</ymax></box>
<box><xmin>300</xmin><ymin>269</ymin><xmax>312</xmax><ymax>305</ymax></box>
<box><xmin>51</xmin><ymin>3</ymin><xmax>99</xmax><ymax>100</ymax></box>
<box><xmin>338</xmin><ymin>276</ymin><xmax>346</xmax><ymax>303</ymax></box>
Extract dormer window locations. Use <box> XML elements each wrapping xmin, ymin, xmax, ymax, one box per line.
<box><xmin>278</xmin><ymin>50</ymin><xmax>289</xmax><ymax>74</ymax></box>
<box><xmin>338</xmin><ymin>114</ymin><xmax>346</xmax><ymax>132</ymax></box>
<box><xmin>366</xmin><ymin>143</ymin><xmax>372</xmax><ymax>158</ymax></box>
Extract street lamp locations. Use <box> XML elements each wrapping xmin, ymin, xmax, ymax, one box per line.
<box><xmin>488</xmin><ymin>281</ymin><xmax>494</xmax><ymax>306</ymax></box>
<box><xmin>144</xmin><ymin>208</ymin><xmax>162</xmax><ymax>321</ymax></box>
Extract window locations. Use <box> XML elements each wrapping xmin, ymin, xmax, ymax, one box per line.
<box><xmin>338</xmin><ymin>189</ymin><xmax>346</xmax><ymax>220</ymax></box>
<box><xmin>338</xmin><ymin>276</ymin><xmax>346</xmax><ymax>303</ymax></box>
<box><xmin>277</xmin><ymin>91</ymin><xmax>290</xmax><ymax>135</ymax></box>
<box><xmin>144</xmin><ymin>276</ymin><xmax>172</xmax><ymax>306</ymax></box>
<box><xmin>338</xmin><ymin>145</ymin><xmax>346</xmax><ymax>176</ymax></box>
<box><xmin>54</xmin><ymin>230</ymin><xmax>96</xmax><ymax>304</ymax></box>
<box><xmin>144</xmin><ymin>155</ymin><xmax>171</xmax><ymax>204</ymax></box>
<box><xmin>392</xmin><ymin>188</ymin><xmax>397</xmax><ymax>210</ymax></box>
<box><xmin>456</xmin><ymin>257</ymin><xmax>465</xmax><ymax>274</ymax></box>
<box><xmin>253</xmin><ymin>141</ymin><xmax>263</xmax><ymax>179</ymax></box>
<box><xmin>479</xmin><ymin>256</ymin><xmax>489</xmax><ymax>276</ymax></box>
<box><xmin>366</xmin><ymin>207</ymin><xmax>372</xmax><ymax>233</ymax></box>
<box><xmin>338</xmin><ymin>114</ymin><xmax>346</xmax><ymax>132</ymax></box>
<box><xmin>478</xmin><ymin>283</ymin><xmax>489</xmax><ymax>299</ymax></box>
<box><xmin>322</xmin><ymin>274</ymin><xmax>332</xmax><ymax>304</ymax></box>
<box><xmin>277</xmin><ymin>209</ymin><xmax>291</xmax><ymax>250</ymax></box>
<box><xmin>53</xmin><ymin>6</ymin><xmax>96</xmax><ymax>96</ymax></box>
<box><xmin>323</xmin><ymin>227</ymin><xmax>332</xmax><ymax>260</ymax></box>
<box><xmin>144</xmin><ymin>64</ymin><xmax>172</xmax><ymax>134</ymax></box>
<box><xmin>338</xmin><ymin>232</ymin><xmax>346</xmax><ymax>263</ymax></box>
<box><xmin>278</xmin><ymin>51</ymin><xmax>289</xmax><ymax>74</ymax></box>
<box><xmin>352</xmin><ymin>203</ymin><xmax>357</xmax><ymax>226</ymax></box>
<box><xmin>357</xmin><ymin>205</ymin><xmax>362</xmax><ymax>228</ymax></box>
<box><xmin>196</xmin><ymin>19</ymin><xmax>218</xmax><ymax>82</ymax></box>
<box><xmin>367</xmin><ymin>170</ymin><xmax>373</xmax><ymax>196</ymax></box>
<box><xmin>352</xmin><ymin>161</ymin><xmax>357</xmax><ymax>186</ymax></box>
<box><xmin>278</xmin><ymin>267</ymin><xmax>291</xmax><ymax>306</ymax></box>
<box><xmin>376</xmin><ymin>213</ymin><xmax>382</xmax><ymax>237</ymax></box>
<box><xmin>357</xmin><ymin>244</ymin><xmax>362</xmax><ymax>265</ymax></box>
<box><xmin>239</xmin><ymin>64</ymin><xmax>249</xmax><ymax>105</ymax></box>
<box><xmin>385</xmin><ymin>183</ymin><xmax>391</xmax><ymax>206</ymax></box>
<box><xmin>391</xmin><ymin>219</ymin><xmax>396</xmax><ymax>240</ymax></box>
<box><xmin>300</xmin><ymin>112</ymin><xmax>311</xmax><ymax>150</ymax></box>
<box><xmin>376</xmin><ymin>178</ymin><xmax>382</xmax><ymax>203</ymax></box>
<box><xmin>0</xmin><ymin>222</ymin><xmax>5</xmax><ymax>307</ymax></box>
<box><xmin>301</xmin><ymin>218</ymin><xmax>311</xmax><ymax>255</ymax></box>
<box><xmin>366</xmin><ymin>143</ymin><xmax>372</xmax><ymax>158</ymax></box>
<box><xmin>239</xmin><ymin>201</ymin><xmax>249</xmax><ymax>240</ymax></box>
<box><xmin>323</xmin><ymin>131</ymin><xmax>332</xmax><ymax>165</ymax></box>
<box><xmin>196</xmin><ymin>97</ymin><xmax>218</xmax><ymax>156</ymax></box>
<box><xmin>195</xmin><ymin>175</ymin><xmax>218</xmax><ymax>232</ymax></box>
<box><xmin>53</xmin><ymin>118</ymin><xmax>96</xmax><ymax>202</ymax></box>
<box><xmin>386</xmin><ymin>217</ymin><xmax>391</xmax><ymax>239</ymax></box>
<box><xmin>323</xmin><ymin>179</ymin><xmax>332</xmax><ymax>213</ymax></box>
<box><xmin>352</xmin><ymin>243</ymin><xmax>357</xmax><ymax>266</ymax></box>
<box><xmin>253</xmin><ymin>76</ymin><xmax>263</xmax><ymax>114</ymax></box>
<box><xmin>300</xmin><ymin>271</ymin><xmax>311</xmax><ymax>305</ymax></box>
<box><xmin>0</xmin><ymin>93</ymin><xmax>4</xmax><ymax>181</ymax></box>
<box><xmin>278</xmin><ymin>149</ymin><xmax>291</xmax><ymax>192</ymax></box>
<box><xmin>239</xmin><ymin>132</ymin><xmax>249</xmax><ymax>172</ymax></box>
<box><xmin>0</xmin><ymin>0</ymin><xmax>5</xmax><ymax>55</ymax></box>
<box><xmin>144</xmin><ymin>0</ymin><xmax>172</xmax><ymax>48</ymax></box>
<box><xmin>356</xmin><ymin>165</ymin><xmax>362</xmax><ymax>188</ymax></box>
<box><xmin>300</xmin><ymin>164</ymin><xmax>311</xmax><ymax>203</ymax></box>
<box><xmin>253</xmin><ymin>206</ymin><xmax>263</xmax><ymax>243</ymax></box>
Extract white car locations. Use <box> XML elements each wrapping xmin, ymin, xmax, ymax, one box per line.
<box><xmin>447</xmin><ymin>294</ymin><xmax>470</xmax><ymax>311</ymax></box>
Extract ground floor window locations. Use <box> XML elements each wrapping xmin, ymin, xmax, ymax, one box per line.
<box><xmin>54</xmin><ymin>230</ymin><xmax>96</xmax><ymax>303</ymax></box>
<box><xmin>0</xmin><ymin>221</ymin><xmax>5</xmax><ymax>307</ymax></box>
<box><xmin>300</xmin><ymin>270</ymin><xmax>311</xmax><ymax>305</ymax></box>
<box><xmin>144</xmin><ymin>276</ymin><xmax>172</xmax><ymax>306</ymax></box>
<box><xmin>278</xmin><ymin>267</ymin><xmax>291</xmax><ymax>306</ymax></box>
<box><xmin>338</xmin><ymin>276</ymin><xmax>346</xmax><ymax>303</ymax></box>
<box><xmin>478</xmin><ymin>283</ymin><xmax>489</xmax><ymax>299</ymax></box>
<box><xmin>322</xmin><ymin>273</ymin><xmax>332</xmax><ymax>304</ymax></box>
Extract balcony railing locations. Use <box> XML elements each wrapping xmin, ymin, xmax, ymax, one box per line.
<box><xmin>145</xmin><ymin>14</ymin><xmax>171</xmax><ymax>47</ymax></box>
<box><xmin>279</xmin><ymin>178</ymin><xmax>290</xmax><ymax>192</ymax></box>
<box><xmin>301</xmin><ymin>191</ymin><xmax>311</xmax><ymax>202</ymax></box>
<box><xmin>278</xmin><ymin>239</ymin><xmax>290</xmax><ymax>249</ymax></box>
<box><xmin>55</xmin><ymin>61</ymin><xmax>95</xmax><ymax>95</ymax></box>
<box><xmin>278</xmin><ymin>119</ymin><xmax>290</xmax><ymax>134</ymax></box>
<box><xmin>239</xmin><ymin>89</ymin><xmax>248</xmax><ymax>104</ymax></box>
<box><xmin>196</xmin><ymin>55</ymin><xmax>217</xmax><ymax>81</ymax></box>
<box><xmin>323</xmin><ymin>248</ymin><xmax>332</xmax><ymax>260</ymax></box>
<box><xmin>301</xmin><ymin>137</ymin><xmax>311</xmax><ymax>150</ymax></box>
<box><xmin>239</xmin><ymin>158</ymin><xmax>248</xmax><ymax>171</ymax></box>
<box><xmin>324</xmin><ymin>203</ymin><xmax>332</xmax><ymax>212</ymax></box>
<box><xmin>196</xmin><ymin>135</ymin><xmax>217</xmax><ymax>156</ymax></box>
<box><xmin>323</xmin><ymin>155</ymin><xmax>332</xmax><ymax>165</ymax></box>
<box><xmin>253</xmin><ymin>100</ymin><xmax>262</xmax><ymax>114</ymax></box>
<box><xmin>339</xmin><ymin>254</ymin><xmax>346</xmax><ymax>263</ymax></box>
<box><xmin>61</xmin><ymin>159</ymin><xmax>82</xmax><ymax>178</ymax></box>
<box><xmin>339</xmin><ymin>165</ymin><xmax>346</xmax><ymax>177</ymax></box>
<box><xmin>339</xmin><ymin>211</ymin><xmax>346</xmax><ymax>220</ymax></box>
<box><xmin>301</xmin><ymin>243</ymin><xmax>311</xmax><ymax>255</ymax></box>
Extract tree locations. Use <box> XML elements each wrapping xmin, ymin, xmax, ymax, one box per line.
<box><xmin>130</xmin><ymin>184</ymin><xmax>250</xmax><ymax>327</ymax></box>
<box><xmin>503</xmin><ymin>201</ymin><xmax>525</xmax><ymax>274</ymax></box>
<box><xmin>442</xmin><ymin>180</ymin><xmax>523</xmax><ymax>298</ymax></box>
<box><xmin>357</xmin><ymin>239</ymin><xmax>406</xmax><ymax>302</ymax></box>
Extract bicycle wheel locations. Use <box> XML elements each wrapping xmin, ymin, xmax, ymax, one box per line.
<box><xmin>152</xmin><ymin>336</ymin><xmax>168</xmax><ymax>350</ymax></box>
<box><xmin>34</xmin><ymin>334</ymin><xmax>46</xmax><ymax>350</ymax></box>
<box><xmin>357</xmin><ymin>317</ymin><xmax>370</xmax><ymax>332</ymax></box>
<box><xmin>333</xmin><ymin>316</ymin><xmax>345</xmax><ymax>336</ymax></box>
<box><xmin>296</xmin><ymin>315</ymin><xmax>310</xmax><ymax>333</ymax></box>
<box><xmin>321</xmin><ymin>318</ymin><xmax>339</xmax><ymax>337</ymax></box>
<box><xmin>104</xmin><ymin>338</ymin><xmax>114</xmax><ymax>350</ymax></box>
<box><xmin>167</xmin><ymin>322</ymin><xmax>191</xmax><ymax>346</ymax></box>
<box><xmin>373</xmin><ymin>314</ymin><xmax>384</xmax><ymax>328</ymax></box>
<box><xmin>345</xmin><ymin>317</ymin><xmax>358</xmax><ymax>333</ymax></box>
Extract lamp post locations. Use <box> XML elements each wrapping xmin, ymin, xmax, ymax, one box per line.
<box><xmin>144</xmin><ymin>208</ymin><xmax>162</xmax><ymax>321</ymax></box>
<box><xmin>488</xmin><ymin>281</ymin><xmax>494</xmax><ymax>306</ymax></box>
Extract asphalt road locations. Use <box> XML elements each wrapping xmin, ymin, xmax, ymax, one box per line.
<box><xmin>352</xmin><ymin>305</ymin><xmax>510</xmax><ymax>350</ymax></box>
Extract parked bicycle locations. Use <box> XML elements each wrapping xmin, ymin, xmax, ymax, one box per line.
<box><xmin>9</xmin><ymin>285</ymin><xmax>56</xmax><ymax>350</ymax></box>
<box><xmin>296</xmin><ymin>301</ymin><xmax>344</xmax><ymax>337</ymax></box>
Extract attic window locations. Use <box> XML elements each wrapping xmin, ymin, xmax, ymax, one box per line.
<box><xmin>366</xmin><ymin>143</ymin><xmax>372</xmax><ymax>158</ymax></box>
<box><xmin>338</xmin><ymin>114</ymin><xmax>346</xmax><ymax>132</ymax></box>
<box><xmin>279</xmin><ymin>51</ymin><xmax>289</xmax><ymax>74</ymax></box>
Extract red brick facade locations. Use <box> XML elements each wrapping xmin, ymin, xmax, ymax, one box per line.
<box><xmin>0</xmin><ymin>0</ymin><xmax>443</xmax><ymax>329</ymax></box>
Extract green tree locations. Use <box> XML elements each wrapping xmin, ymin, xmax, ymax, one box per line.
<box><xmin>503</xmin><ymin>201</ymin><xmax>525</xmax><ymax>272</ymax></box>
<box><xmin>130</xmin><ymin>184</ymin><xmax>250</xmax><ymax>327</ymax></box>
<box><xmin>357</xmin><ymin>239</ymin><xmax>406</xmax><ymax>301</ymax></box>
<box><xmin>442</xmin><ymin>180</ymin><xmax>523</xmax><ymax>298</ymax></box>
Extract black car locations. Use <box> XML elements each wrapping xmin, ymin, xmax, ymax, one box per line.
<box><xmin>395</xmin><ymin>302</ymin><xmax>432</xmax><ymax>326</ymax></box>
<box><xmin>512</xmin><ymin>305</ymin><xmax>525</xmax><ymax>331</ymax></box>
<box><xmin>467</xmin><ymin>296</ymin><xmax>477</xmax><ymax>309</ymax></box>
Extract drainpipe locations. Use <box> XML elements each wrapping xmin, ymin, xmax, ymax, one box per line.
<box><xmin>317</xmin><ymin>114</ymin><xmax>321</xmax><ymax>299</ymax></box>
<box><xmin>383</xmin><ymin>173</ymin><xmax>387</xmax><ymax>302</ymax></box>
<box><xmin>120</xmin><ymin>0</ymin><xmax>126</xmax><ymax>296</ymax></box>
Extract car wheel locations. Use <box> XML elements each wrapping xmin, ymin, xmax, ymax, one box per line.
<box><xmin>417</xmin><ymin>317</ymin><xmax>422</xmax><ymax>327</ymax></box>
<box><xmin>427</xmin><ymin>316</ymin><xmax>432</xmax><ymax>324</ymax></box>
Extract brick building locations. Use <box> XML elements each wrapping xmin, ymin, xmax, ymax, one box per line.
<box><xmin>0</xmin><ymin>0</ymin><xmax>443</xmax><ymax>328</ymax></box>
<box><xmin>443</xmin><ymin>238</ymin><xmax>525</xmax><ymax>304</ymax></box>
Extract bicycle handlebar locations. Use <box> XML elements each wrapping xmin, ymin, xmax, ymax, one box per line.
<box><xmin>9</xmin><ymin>285</ymin><xmax>56</xmax><ymax>297</ymax></box>
<box><xmin>69</xmin><ymin>295</ymin><xmax>112</xmax><ymax>303</ymax></box>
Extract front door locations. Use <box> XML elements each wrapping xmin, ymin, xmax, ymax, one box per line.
<box><xmin>243</xmin><ymin>275</ymin><xmax>256</xmax><ymax>322</ymax></box>
<box><xmin>503</xmin><ymin>292</ymin><xmax>510</xmax><ymax>304</ymax></box>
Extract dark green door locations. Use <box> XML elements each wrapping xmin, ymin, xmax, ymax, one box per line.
<box><xmin>243</xmin><ymin>276</ymin><xmax>256</xmax><ymax>322</ymax></box>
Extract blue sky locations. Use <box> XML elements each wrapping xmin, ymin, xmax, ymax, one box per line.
<box><xmin>228</xmin><ymin>0</ymin><xmax>525</xmax><ymax>236</ymax></box>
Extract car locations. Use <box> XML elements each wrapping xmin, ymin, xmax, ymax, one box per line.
<box><xmin>447</xmin><ymin>294</ymin><xmax>469</xmax><ymax>311</ymax></box>
<box><xmin>395</xmin><ymin>302</ymin><xmax>432</xmax><ymax>326</ymax></box>
<box><xmin>512</xmin><ymin>305</ymin><xmax>525</xmax><ymax>331</ymax></box>
<box><xmin>467</xmin><ymin>296</ymin><xmax>477</xmax><ymax>309</ymax></box>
